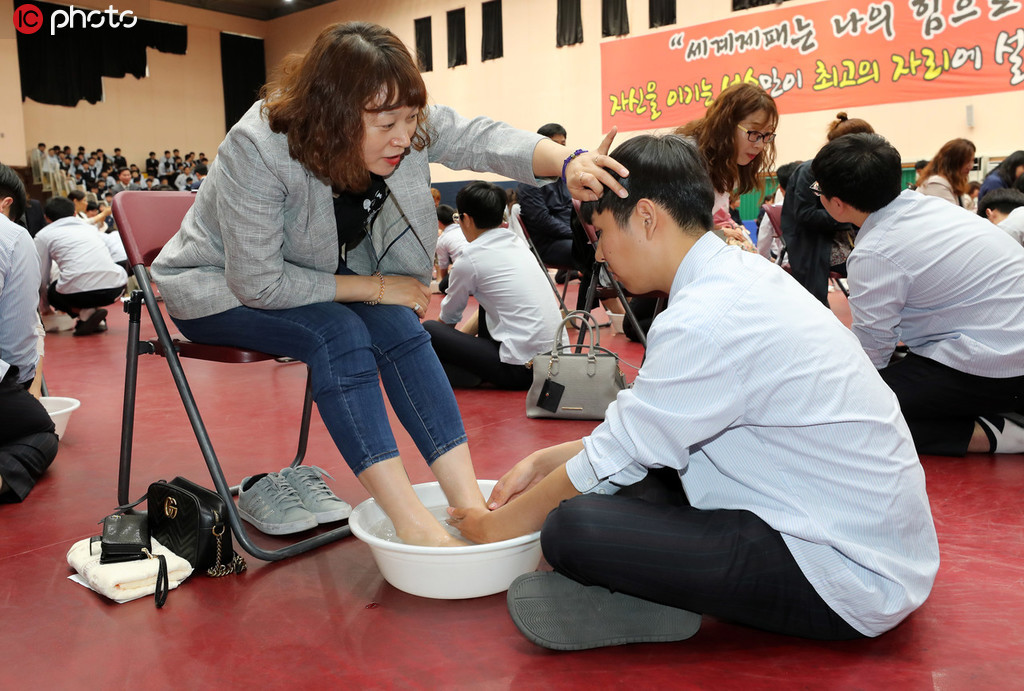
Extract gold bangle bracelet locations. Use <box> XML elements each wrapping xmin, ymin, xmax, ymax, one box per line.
<box><xmin>364</xmin><ymin>272</ymin><xmax>385</xmax><ymax>305</ymax></box>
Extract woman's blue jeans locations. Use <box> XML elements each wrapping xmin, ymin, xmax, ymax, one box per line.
<box><xmin>170</xmin><ymin>300</ymin><xmax>468</xmax><ymax>476</ymax></box>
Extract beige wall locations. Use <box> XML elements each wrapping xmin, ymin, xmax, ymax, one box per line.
<box><xmin>4</xmin><ymin>0</ymin><xmax>263</xmax><ymax>172</ymax></box>
<box><xmin>264</xmin><ymin>0</ymin><xmax>1024</xmax><ymax>182</ymax></box>
<box><xmin>0</xmin><ymin>0</ymin><xmax>28</xmax><ymax>164</ymax></box>
<box><xmin>4</xmin><ymin>0</ymin><xmax>1021</xmax><ymax>180</ymax></box>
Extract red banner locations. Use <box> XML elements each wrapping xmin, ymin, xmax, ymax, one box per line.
<box><xmin>601</xmin><ymin>0</ymin><xmax>1024</xmax><ymax>132</ymax></box>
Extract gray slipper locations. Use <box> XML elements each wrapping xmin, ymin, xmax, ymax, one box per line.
<box><xmin>506</xmin><ymin>571</ymin><xmax>701</xmax><ymax>651</ymax></box>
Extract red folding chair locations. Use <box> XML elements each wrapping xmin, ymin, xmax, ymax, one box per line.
<box><xmin>113</xmin><ymin>191</ymin><xmax>350</xmax><ymax>561</ymax></box>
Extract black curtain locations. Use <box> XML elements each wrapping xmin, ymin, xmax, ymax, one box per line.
<box><xmin>556</xmin><ymin>0</ymin><xmax>583</xmax><ymax>47</ymax></box>
<box><xmin>734</xmin><ymin>0</ymin><xmax>788</xmax><ymax>8</ymax></box>
<box><xmin>220</xmin><ymin>33</ymin><xmax>266</xmax><ymax>133</ymax></box>
<box><xmin>649</xmin><ymin>0</ymin><xmax>676</xmax><ymax>28</ymax></box>
<box><xmin>414</xmin><ymin>17</ymin><xmax>433</xmax><ymax>72</ymax></box>
<box><xmin>602</xmin><ymin>0</ymin><xmax>629</xmax><ymax>37</ymax></box>
<box><xmin>481</xmin><ymin>0</ymin><xmax>503</xmax><ymax>61</ymax></box>
<box><xmin>447</xmin><ymin>8</ymin><xmax>467</xmax><ymax>68</ymax></box>
<box><xmin>16</xmin><ymin>1</ymin><xmax>187</xmax><ymax>107</ymax></box>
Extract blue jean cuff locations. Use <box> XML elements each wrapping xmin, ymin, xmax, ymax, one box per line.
<box><xmin>424</xmin><ymin>434</ymin><xmax>469</xmax><ymax>466</ymax></box>
<box><xmin>351</xmin><ymin>449</ymin><xmax>401</xmax><ymax>477</ymax></box>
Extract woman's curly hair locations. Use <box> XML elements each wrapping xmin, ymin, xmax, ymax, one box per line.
<box><xmin>675</xmin><ymin>82</ymin><xmax>778</xmax><ymax>196</ymax></box>
<box><xmin>919</xmin><ymin>138</ymin><xmax>976</xmax><ymax>199</ymax></box>
<box><xmin>261</xmin><ymin>22</ymin><xmax>431</xmax><ymax>192</ymax></box>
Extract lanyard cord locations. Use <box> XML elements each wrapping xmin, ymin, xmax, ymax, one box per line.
<box><xmin>371</xmin><ymin>223</ymin><xmax>413</xmax><ymax>273</ymax></box>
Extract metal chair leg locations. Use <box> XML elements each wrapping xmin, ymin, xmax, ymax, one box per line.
<box><xmin>120</xmin><ymin>277</ymin><xmax>350</xmax><ymax>560</ymax></box>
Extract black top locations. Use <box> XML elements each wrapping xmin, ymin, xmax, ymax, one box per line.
<box><xmin>333</xmin><ymin>174</ymin><xmax>390</xmax><ymax>256</ymax></box>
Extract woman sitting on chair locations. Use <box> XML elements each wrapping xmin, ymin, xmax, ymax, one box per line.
<box><xmin>151</xmin><ymin>21</ymin><xmax>626</xmax><ymax>546</ymax></box>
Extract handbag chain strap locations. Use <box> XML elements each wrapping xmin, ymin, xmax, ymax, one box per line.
<box><xmin>205</xmin><ymin>511</ymin><xmax>247</xmax><ymax>578</ymax></box>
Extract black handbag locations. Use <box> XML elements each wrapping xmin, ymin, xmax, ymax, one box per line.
<box><xmin>147</xmin><ymin>477</ymin><xmax>246</xmax><ymax>578</ymax></box>
<box><xmin>95</xmin><ymin>513</ymin><xmax>150</xmax><ymax>564</ymax></box>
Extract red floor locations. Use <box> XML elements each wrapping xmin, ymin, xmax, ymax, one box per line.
<box><xmin>3</xmin><ymin>286</ymin><xmax>1024</xmax><ymax>689</ymax></box>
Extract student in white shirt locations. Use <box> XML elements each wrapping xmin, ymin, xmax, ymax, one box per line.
<box><xmin>433</xmin><ymin>204</ymin><xmax>466</xmax><ymax>294</ymax></box>
<box><xmin>0</xmin><ymin>164</ymin><xmax>59</xmax><ymax>502</ymax></box>
<box><xmin>35</xmin><ymin>197</ymin><xmax>127</xmax><ymax>336</ymax></box>
<box><xmin>448</xmin><ymin>135</ymin><xmax>938</xmax><ymax>651</ymax></box>
<box><xmin>977</xmin><ymin>187</ymin><xmax>1024</xmax><ymax>246</ymax></box>
<box><xmin>756</xmin><ymin>160</ymin><xmax>800</xmax><ymax>261</ymax></box>
<box><xmin>812</xmin><ymin>133</ymin><xmax>1024</xmax><ymax>456</ymax></box>
<box><xmin>424</xmin><ymin>182</ymin><xmax>565</xmax><ymax>390</ymax></box>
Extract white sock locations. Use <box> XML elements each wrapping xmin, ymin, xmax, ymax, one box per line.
<box><xmin>977</xmin><ymin>414</ymin><xmax>1024</xmax><ymax>453</ymax></box>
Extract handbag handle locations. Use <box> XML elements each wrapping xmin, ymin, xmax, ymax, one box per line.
<box><xmin>550</xmin><ymin>310</ymin><xmax>603</xmax><ymax>358</ymax></box>
<box><xmin>545</xmin><ymin>310</ymin><xmax>641</xmax><ymax>376</ymax></box>
<box><xmin>545</xmin><ymin>310</ymin><xmax>616</xmax><ymax>380</ymax></box>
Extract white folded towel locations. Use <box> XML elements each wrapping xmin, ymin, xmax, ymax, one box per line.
<box><xmin>67</xmin><ymin>536</ymin><xmax>193</xmax><ymax>603</ymax></box>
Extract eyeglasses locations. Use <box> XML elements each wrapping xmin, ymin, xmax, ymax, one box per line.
<box><xmin>810</xmin><ymin>181</ymin><xmax>822</xmax><ymax>197</ymax></box>
<box><xmin>451</xmin><ymin>212</ymin><xmax>460</xmax><ymax>222</ymax></box>
<box><xmin>736</xmin><ymin>124</ymin><xmax>777</xmax><ymax>144</ymax></box>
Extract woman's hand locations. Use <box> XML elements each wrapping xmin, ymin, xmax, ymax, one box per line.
<box><xmin>719</xmin><ymin>225</ymin><xmax>746</xmax><ymax>242</ymax></box>
<box><xmin>336</xmin><ymin>274</ymin><xmax>430</xmax><ymax>317</ymax></box>
<box><xmin>380</xmin><ymin>275</ymin><xmax>431</xmax><ymax>318</ymax></box>
<box><xmin>564</xmin><ymin>128</ymin><xmax>630</xmax><ymax>202</ymax></box>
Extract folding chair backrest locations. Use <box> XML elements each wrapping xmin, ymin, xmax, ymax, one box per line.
<box><xmin>112</xmin><ymin>191</ymin><xmax>195</xmax><ymax>267</ymax></box>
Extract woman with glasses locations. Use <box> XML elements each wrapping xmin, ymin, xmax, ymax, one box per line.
<box><xmin>781</xmin><ymin>113</ymin><xmax>875</xmax><ymax>307</ymax></box>
<box><xmin>675</xmin><ymin>83</ymin><xmax>778</xmax><ymax>251</ymax></box>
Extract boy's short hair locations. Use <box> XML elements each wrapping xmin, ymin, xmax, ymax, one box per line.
<box><xmin>0</xmin><ymin>163</ymin><xmax>27</xmax><ymax>222</ymax></box>
<box><xmin>977</xmin><ymin>188</ymin><xmax>1024</xmax><ymax>218</ymax></box>
<box><xmin>455</xmin><ymin>182</ymin><xmax>506</xmax><ymax>230</ymax></box>
<box><xmin>44</xmin><ymin>196</ymin><xmax>76</xmax><ymax>221</ymax></box>
<box><xmin>436</xmin><ymin>204</ymin><xmax>456</xmax><ymax>226</ymax></box>
<box><xmin>538</xmin><ymin>123</ymin><xmax>567</xmax><ymax>139</ymax></box>
<box><xmin>67</xmin><ymin>190</ymin><xmax>86</xmax><ymax>202</ymax></box>
<box><xmin>811</xmin><ymin>133</ymin><xmax>903</xmax><ymax>213</ymax></box>
<box><xmin>580</xmin><ymin>134</ymin><xmax>714</xmax><ymax>236</ymax></box>
<box><xmin>776</xmin><ymin>161</ymin><xmax>802</xmax><ymax>194</ymax></box>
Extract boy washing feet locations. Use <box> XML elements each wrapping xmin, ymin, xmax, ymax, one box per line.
<box><xmin>449</xmin><ymin>134</ymin><xmax>939</xmax><ymax>650</ymax></box>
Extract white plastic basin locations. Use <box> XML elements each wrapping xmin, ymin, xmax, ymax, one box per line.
<box><xmin>39</xmin><ymin>396</ymin><xmax>81</xmax><ymax>438</ymax></box>
<box><xmin>349</xmin><ymin>480</ymin><xmax>542</xmax><ymax>600</ymax></box>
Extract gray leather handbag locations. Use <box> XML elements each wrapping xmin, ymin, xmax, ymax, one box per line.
<box><xmin>526</xmin><ymin>311</ymin><xmax>626</xmax><ymax>420</ymax></box>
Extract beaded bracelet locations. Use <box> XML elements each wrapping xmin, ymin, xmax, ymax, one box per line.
<box><xmin>364</xmin><ymin>272</ymin><xmax>385</xmax><ymax>305</ymax></box>
<box><xmin>561</xmin><ymin>148</ymin><xmax>588</xmax><ymax>183</ymax></box>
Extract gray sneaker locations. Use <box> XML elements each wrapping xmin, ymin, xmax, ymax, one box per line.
<box><xmin>280</xmin><ymin>465</ymin><xmax>352</xmax><ymax>524</ymax></box>
<box><xmin>237</xmin><ymin>473</ymin><xmax>317</xmax><ymax>535</ymax></box>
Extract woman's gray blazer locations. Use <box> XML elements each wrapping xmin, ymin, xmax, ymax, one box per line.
<box><xmin>151</xmin><ymin>101</ymin><xmax>543</xmax><ymax>320</ymax></box>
